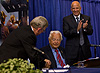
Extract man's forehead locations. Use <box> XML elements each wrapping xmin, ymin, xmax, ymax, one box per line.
<box><xmin>71</xmin><ymin>1</ymin><xmax>80</xmax><ymax>7</ymax></box>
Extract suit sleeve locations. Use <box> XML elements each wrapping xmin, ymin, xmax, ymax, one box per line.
<box><xmin>83</xmin><ymin>17</ymin><xmax>93</xmax><ymax>35</ymax></box>
<box><xmin>21</xmin><ymin>35</ymin><xmax>45</xmax><ymax>69</ymax></box>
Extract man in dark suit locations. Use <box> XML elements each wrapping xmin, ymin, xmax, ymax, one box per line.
<box><xmin>0</xmin><ymin>16</ymin><xmax>51</xmax><ymax>69</ymax></box>
<box><xmin>40</xmin><ymin>31</ymin><xmax>68</xmax><ymax>69</ymax></box>
<box><xmin>63</xmin><ymin>1</ymin><xmax>93</xmax><ymax>66</ymax></box>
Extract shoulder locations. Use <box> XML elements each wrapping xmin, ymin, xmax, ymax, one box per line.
<box><xmin>40</xmin><ymin>45</ymin><xmax>50</xmax><ymax>51</ymax></box>
<box><xmin>58</xmin><ymin>46</ymin><xmax>65</xmax><ymax>50</ymax></box>
<box><xmin>12</xmin><ymin>25</ymin><xmax>35</xmax><ymax>38</ymax></box>
<box><xmin>19</xmin><ymin>25</ymin><xmax>30</xmax><ymax>29</ymax></box>
<box><xmin>81</xmin><ymin>14</ymin><xmax>90</xmax><ymax>18</ymax></box>
<box><xmin>63</xmin><ymin>14</ymin><xmax>73</xmax><ymax>21</ymax></box>
<box><xmin>58</xmin><ymin>46</ymin><xmax>66</xmax><ymax>54</ymax></box>
<box><xmin>17</xmin><ymin>25</ymin><xmax>32</xmax><ymax>33</ymax></box>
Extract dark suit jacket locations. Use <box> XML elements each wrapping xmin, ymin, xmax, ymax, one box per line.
<box><xmin>0</xmin><ymin>25</ymin><xmax>45</xmax><ymax>69</ymax></box>
<box><xmin>63</xmin><ymin>14</ymin><xmax>93</xmax><ymax>65</ymax></box>
<box><xmin>40</xmin><ymin>45</ymin><xmax>67</xmax><ymax>69</ymax></box>
<box><xmin>0</xmin><ymin>24</ymin><xmax>1</xmax><ymax>39</ymax></box>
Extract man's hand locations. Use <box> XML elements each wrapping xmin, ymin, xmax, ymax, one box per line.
<box><xmin>77</xmin><ymin>20</ymin><xmax>88</xmax><ymax>32</ymax></box>
<box><xmin>44</xmin><ymin>59</ymin><xmax>51</xmax><ymax>68</ymax></box>
<box><xmin>83</xmin><ymin>20</ymin><xmax>88</xmax><ymax>29</ymax></box>
<box><xmin>77</xmin><ymin>20</ymin><xmax>83</xmax><ymax>32</ymax></box>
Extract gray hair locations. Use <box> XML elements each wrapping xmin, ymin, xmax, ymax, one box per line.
<box><xmin>30</xmin><ymin>16</ymin><xmax>48</xmax><ymax>29</ymax></box>
<box><xmin>49</xmin><ymin>31</ymin><xmax>63</xmax><ymax>40</ymax></box>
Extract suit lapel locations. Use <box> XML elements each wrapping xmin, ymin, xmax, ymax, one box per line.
<box><xmin>80</xmin><ymin>14</ymin><xmax>84</xmax><ymax>20</ymax></box>
<box><xmin>58</xmin><ymin>47</ymin><xmax>65</xmax><ymax>59</ymax></box>
<box><xmin>48</xmin><ymin>45</ymin><xmax>57</xmax><ymax>68</ymax></box>
<box><xmin>70</xmin><ymin>14</ymin><xmax>78</xmax><ymax>27</ymax></box>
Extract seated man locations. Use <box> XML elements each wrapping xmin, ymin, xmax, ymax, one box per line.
<box><xmin>40</xmin><ymin>31</ymin><xmax>68</xmax><ymax>69</ymax></box>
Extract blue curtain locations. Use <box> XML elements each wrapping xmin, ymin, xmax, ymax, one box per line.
<box><xmin>29</xmin><ymin>0</ymin><xmax>100</xmax><ymax>58</ymax></box>
<box><xmin>80</xmin><ymin>0</ymin><xmax>100</xmax><ymax>58</ymax></box>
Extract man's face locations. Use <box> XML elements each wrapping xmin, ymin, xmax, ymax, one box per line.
<box><xmin>35</xmin><ymin>26</ymin><xmax>47</xmax><ymax>35</ymax></box>
<box><xmin>71</xmin><ymin>2</ymin><xmax>81</xmax><ymax>16</ymax></box>
<box><xmin>49</xmin><ymin>33</ymin><xmax>61</xmax><ymax>49</ymax></box>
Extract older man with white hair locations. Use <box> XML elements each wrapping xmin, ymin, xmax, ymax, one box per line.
<box><xmin>40</xmin><ymin>31</ymin><xmax>68</xmax><ymax>69</ymax></box>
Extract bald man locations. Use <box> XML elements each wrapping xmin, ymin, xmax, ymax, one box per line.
<box><xmin>63</xmin><ymin>1</ymin><xmax>93</xmax><ymax>65</ymax></box>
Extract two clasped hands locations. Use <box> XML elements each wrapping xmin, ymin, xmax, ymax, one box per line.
<box><xmin>77</xmin><ymin>19</ymin><xmax>88</xmax><ymax>32</ymax></box>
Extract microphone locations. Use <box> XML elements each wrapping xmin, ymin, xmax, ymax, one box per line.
<box><xmin>32</xmin><ymin>46</ymin><xmax>45</xmax><ymax>54</ymax></box>
<box><xmin>32</xmin><ymin>46</ymin><xmax>50</xmax><ymax>59</ymax></box>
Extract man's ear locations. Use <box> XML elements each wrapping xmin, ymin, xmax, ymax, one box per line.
<box><xmin>70</xmin><ymin>8</ymin><xmax>72</xmax><ymax>11</ymax></box>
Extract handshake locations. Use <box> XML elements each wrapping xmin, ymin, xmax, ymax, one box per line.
<box><xmin>44</xmin><ymin>59</ymin><xmax>51</xmax><ymax>68</ymax></box>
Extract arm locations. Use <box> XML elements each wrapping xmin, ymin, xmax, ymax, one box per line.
<box><xmin>83</xmin><ymin>17</ymin><xmax>93</xmax><ymax>35</ymax></box>
<box><xmin>21</xmin><ymin>35</ymin><xmax>51</xmax><ymax>69</ymax></box>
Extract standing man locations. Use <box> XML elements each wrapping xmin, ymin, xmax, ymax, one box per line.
<box><xmin>0</xmin><ymin>16</ymin><xmax>51</xmax><ymax>69</ymax></box>
<box><xmin>40</xmin><ymin>31</ymin><xmax>67</xmax><ymax>68</ymax></box>
<box><xmin>63</xmin><ymin>1</ymin><xmax>93</xmax><ymax>66</ymax></box>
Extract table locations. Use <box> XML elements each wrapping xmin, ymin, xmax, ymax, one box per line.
<box><xmin>42</xmin><ymin>67</ymin><xmax>100</xmax><ymax>73</ymax></box>
<box><xmin>68</xmin><ymin>67</ymin><xmax>100</xmax><ymax>73</ymax></box>
<box><xmin>42</xmin><ymin>68</ymin><xmax>69</xmax><ymax>73</ymax></box>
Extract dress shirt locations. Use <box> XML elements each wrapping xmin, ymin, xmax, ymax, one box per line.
<box><xmin>31</xmin><ymin>26</ymin><xmax>34</xmax><ymax>32</ymax></box>
<box><xmin>73</xmin><ymin>15</ymin><xmax>80</xmax><ymax>34</ymax></box>
<box><xmin>50</xmin><ymin>46</ymin><xmax>66</xmax><ymax>68</ymax></box>
<box><xmin>74</xmin><ymin>14</ymin><xmax>80</xmax><ymax>22</ymax></box>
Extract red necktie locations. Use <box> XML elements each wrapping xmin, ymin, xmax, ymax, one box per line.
<box><xmin>55</xmin><ymin>49</ymin><xmax>65</xmax><ymax>67</ymax></box>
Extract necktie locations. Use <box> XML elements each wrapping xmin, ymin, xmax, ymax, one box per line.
<box><xmin>76</xmin><ymin>17</ymin><xmax>79</xmax><ymax>24</ymax></box>
<box><xmin>55</xmin><ymin>49</ymin><xmax>65</xmax><ymax>67</ymax></box>
<box><xmin>76</xmin><ymin>17</ymin><xmax>84</xmax><ymax>45</ymax></box>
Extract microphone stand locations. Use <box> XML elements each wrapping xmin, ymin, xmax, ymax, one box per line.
<box><xmin>32</xmin><ymin>46</ymin><xmax>50</xmax><ymax>70</ymax></box>
<box><xmin>37</xmin><ymin>51</ymin><xmax>40</xmax><ymax>69</ymax></box>
<box><xmin>32</xmin><ymin>46</ymin><xmax>43</xmax><ymax>69</ymax></box>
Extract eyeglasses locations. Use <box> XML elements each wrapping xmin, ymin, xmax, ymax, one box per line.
<box><xmin>51</xmin><ymin>38</ymin><xmax>61</xmax><ymax>41</ymax></box>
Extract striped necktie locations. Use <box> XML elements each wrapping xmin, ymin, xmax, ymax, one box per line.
<box><xmin>55</xmin><ymin>49</ymin><xmax>65</xmax><ymax>67</ymax></box>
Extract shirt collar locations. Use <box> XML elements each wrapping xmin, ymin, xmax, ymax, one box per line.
<box><xmin>31</xmin><ymin>26</ymin><xmax>34</xmax><ymax>32</ymax></box>
<box><xmin>50</xmin><ymin>45</ymin><xmax>59</xmax><ymax>53</ymax></box>
<box><xmin>73</xmin><ymin>14</ymin><xmax>80</xmax><ymax>20</ymax></box>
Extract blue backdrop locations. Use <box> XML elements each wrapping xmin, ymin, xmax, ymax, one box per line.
<box><xmin>29</xmin><ymin>0</ymin><xmax>100</xmax><ymax>58</ymax></box>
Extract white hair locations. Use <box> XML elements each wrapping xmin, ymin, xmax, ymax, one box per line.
<box><xmin>49</xmin><ymin>31</ymin><xmax>63</xmax><ymax>40</ymax></box>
